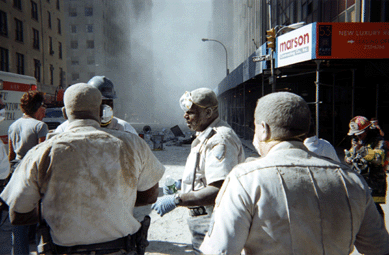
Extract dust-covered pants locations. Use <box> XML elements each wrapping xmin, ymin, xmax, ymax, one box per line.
<box><xmin>187</xmin><ymin>213</ymin><xmax>212</xmax><ymax>254</ymax></box>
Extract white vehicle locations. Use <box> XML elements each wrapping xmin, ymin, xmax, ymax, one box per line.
<box><xmin>0</xmin><ymin>71</ymin><xmax>37</xmax><ymax>145</ymax></box>
<box><xmin>42</xmin><ymin>107</ymin><xmax>66</xmax><ymax>130</ymax></box>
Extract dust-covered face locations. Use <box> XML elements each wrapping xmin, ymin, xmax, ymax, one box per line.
<box><xmin>183</xmin><ymin>104</ymin><xmax>209</xmax><ymax>132</ymax></box>
<box><xmin>253</xmin><ymin>121</ymin><xmax>265</xmax><ymax>156</ymax></box>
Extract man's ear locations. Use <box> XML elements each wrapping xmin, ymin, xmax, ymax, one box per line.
<box><xmin>260</xmin><ymin>121</ymin><xmax>271</xmax><ymax>142</ymax></box>
<box><xmin>62</xmin><ymin>107</ymin><xmax>68</xmax><ymax>120</ymax></box>
<box><xmin>205</xmin><ymin>108</ymin><xmax>213</xmax><ymax>119</ymax></box>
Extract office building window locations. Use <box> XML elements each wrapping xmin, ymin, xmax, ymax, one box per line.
<box><xmin>34</xmin><ymin>59</ymin><xmax>41</xmax><ymax>82</ymax></box>
<box><xmin>48</xmin><ymin>11</ymin><xmax>51</xmax><ymax>29</ymax></box>
<box><xmin>69</xmin><ymin>7</ymin><xmax>77</xmax><ymax>17</ymax></box>
<box><xmin>32</xmin><ymin>28</ymin><xmax>39</xmax><ymax>49</ymax></box>
<box><xmin>0</xmin><ymin>47</ymin><xmax>9</xmax><ymax>71</ymax></box>
<box><xmin>0</xmin><ymin>11</ymin><xmax>8</xmax><ymax>37</ymax></box>
<box><xmin>87</xmin><ymin>56</ymin><xmax>95</xmax><ymax>65</ymax></box>
<box><xmin>58</xmin><ymin>42</ymin><xmax>62</xmax><ymax>59</ymax></box>
<box><xmin>59</xmin><ymin>67</ymin><xmax>63</xmax><ymax>87</ymax></box>
<box><xmin>16</xmin><ymin>52</ymin><xmax>24</xmax><ymax>74</ymax></box>
<box><xmin>15</xmin><ymin>18</ymin><xmax>23</xmax><ymax>42</ymax></box>
<box><xmin>86</xmin><ymin>40</ymin><xmax>94</xmax><ymax>49</ymax></box>
<box><xmin>70</xmin><ymin>41</ymin><xmax>78</xmax><ymax>49</ymax></box>
<box><xmin>13</xmin><ymin>0</ymin><xmax>22</xmax><ymax>10</ymax></box>
<box><xmin>31</xmin><ymin>1</ymin><xmax>38</xmax><ymax>21</ymax></box>
<box><xmin>49</xmin><ymin>36</ymin><xmax>53</xmax><ymax>55</ymax></box>
<box><xmin>71</xmin><ymin>58</ymin><xmax>79</xmax><ymax>65</ymax></box>
<box><xmin>50</xmin><ymin>65</ymin><xmax>54</xmax><ymax>85</ymax></box>
<box><xmin>85</xmin><ymin>7</ymin><xmax>93</xmax><ymax>16</ymax></box>
<box><xmin>86</xmin><ymin>24</ymin><xmax>93</xmax><ymax>33</ymax></box>
<box><xmin>72</xmin><ymin>73</ymin><xmax>79</xmax><ymax>81</ymax></box>
<box><xmin>71</xmin><ymin>25</ymin><xmax>77</xmax><ymax>33</ymax></box>
<box><xmin>57</xmin><ymin>18</ymin><xmax>61</xmax><ymax>34</ymax></box>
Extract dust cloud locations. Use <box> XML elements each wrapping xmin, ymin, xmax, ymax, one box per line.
<box><xmin>109</xmin><ymin>0</ymin><xmax>224</xmax><ymax>129</ymax></box>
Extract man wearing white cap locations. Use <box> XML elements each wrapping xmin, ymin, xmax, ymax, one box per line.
<box><xmin>152</xmin><ymin>88</ymin><xmax>245</xmax><ymax>253</ymax></box>
<box><xmin>200</xmin><ymin>92</ymin><xmax>389</xmax><ymax>254</ymax></box>
<box><xmin>0</xmin><ymin>83</ymin><xmax>165</xmax><ymax>254</ymax></box>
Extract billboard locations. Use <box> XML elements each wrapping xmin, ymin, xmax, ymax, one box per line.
<box><xmin>275</xmin><ymin>22</ymin><xmax>389</xmax><ymax>68</ymax></box>
<box><xmin>316</xmin><ymin>22</ymin><xmax>389</xmax><ymax>59</ymax></box>
<box><xmin>276</xmin><ymin>23</ymin><xmax>315</xmax><ymax>68</ymax></box>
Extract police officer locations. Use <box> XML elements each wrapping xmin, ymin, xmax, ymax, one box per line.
<box><xmin>55</xmin><ymin>76</ymin><xmax>137</xmax><ymax>135</ymax></box>
<box><xmin>0</xmin><ymin>83</ymin><xmax>165</xmax><ymax>254</ymax></box>
<box><xmin>151</xmin><ymin>88</ymin><xmax>245</xmax><ymax>254</ymax></box>
<box><xmin>200</xmin><ymin>92</ymin><xmax>389</xmax><ymax>254</ymax></box>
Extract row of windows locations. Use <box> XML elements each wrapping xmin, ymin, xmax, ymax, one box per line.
<box><xmin>12</xmin><ymin>0</ymin><xmax>60</xmax><ymax>12</ymax></box>
<box><xmin>70</xmin><ymin>40</ymin><xmax>95</xmax><ymax>49</ymax></box>
<box><xmin>0</xmin><ymin>46</ymin><xmax>63</xmax><ymax>86</ymax></box>
<box><xmin>71</xmin><ymin>24</ymin><xmax>93</xmax><ymax>33</ymax></box>
<box><xmin>72</xmin><ymin>72</ymin><xmax>95</xmax><ymax>81</ymax></box>
<box><xmin>0</xmin><ymin>9</ymin><xmax>62</xmax><ymax>38</ymax></box>
<box><xmin>69</xmin><ymin>7</ymin><xmax>93</xmax><ymax>17</ymax></box>
<box><xmin>0</xmin><ymin>13</ymin><xmax>62</xmax><ymax>58</ymax></box>
<box><xmin>71</xmin><ymin>57</ymin><xmax>95</xmax><ymax>65</ymax></box>
<box><xmin>31</xmin><ymin>28</ymin><xmax>63</xmax><ymax>58</ymax></box>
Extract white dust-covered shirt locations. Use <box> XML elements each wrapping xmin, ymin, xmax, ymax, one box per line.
<box><xmin>304</xmin><ymin>135</ymin><xmax>340</xmax><ymax>162</ymax></box>
<box><xmin>181</xmin><ymin>118</ymin><xmax>245</xmax><ymax>194</ymax></box>
<box><xmin>1</xmin><ymin>119</ymin><xmax>164</xmax><ymax>246</ymax></box>
<box><xmin>55</xmin><ymin>116</ymin><xmax>137</xmax><ymax>135</ymax></box>
<box><xmin>200</xmin><ymin>141</ymin><xmax>389</xmax><ymax>255</ymax></box>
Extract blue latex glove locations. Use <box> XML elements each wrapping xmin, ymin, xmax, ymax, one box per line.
<box><xmin>151</xmin><ymin>195</ymin><xmax>176</xmax><ymax>216</ymax></box>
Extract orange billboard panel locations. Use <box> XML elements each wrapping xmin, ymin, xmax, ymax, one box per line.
<box><xmin>316</xmin><ymin>22</ymin><xmax>389</xmax><ymax>59</ymax></box>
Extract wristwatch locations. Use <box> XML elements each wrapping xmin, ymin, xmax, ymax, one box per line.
<box><xmin>174</xmin><ymin>193</ymin><xmax>182</xmax><ymax>206</ymax></box>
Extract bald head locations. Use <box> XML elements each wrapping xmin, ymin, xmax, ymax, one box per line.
<box><xmin>255</xmin><ymin>92</ymin><xmax>310</xmax><ymax>141</ymax></box>
<box><xmin>64</xmin><ymin>83</ymin><xmax>102</xmax><ymax>122</ymax></box>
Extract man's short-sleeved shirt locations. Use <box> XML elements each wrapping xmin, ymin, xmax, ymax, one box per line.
<box><xmin>8</xmin><ymin>117</ymin><xmax>48</xmax><ymax>160</ymax></box>
<box><xmin>181</xmin><ymin>118</ymin><xmax>245</xmax><ymax>193</ymax></box>
<box><xmin>304</xmin><ymin>135</ymin><xmax>340</xmax><ymax>162</ymax></box>
<box><xmin>200</xmin><ymin>141</ymin><xmax>389</xmax><ymax>255</ymax></box>
<box><xmin>55</xmin><ymin>117</ymin><xmax>137</xmax><ymax>135</ymax></box>
<box><xmin>1</xmin><ymin>119</ymin><xmax>164</xmax><ymax>246</ymax></box>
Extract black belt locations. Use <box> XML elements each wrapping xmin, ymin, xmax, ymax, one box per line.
<box><xmin>54</xmin><ymin>235</ymin><xmax>132</xmax><ymax>254</ymax></box>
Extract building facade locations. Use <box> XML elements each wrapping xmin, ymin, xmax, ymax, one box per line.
<box><xmin>63</xmin><ymin>0</ymin><xmax>154</xmax><ymax>122</ymax></box>
<box><xmin>207</xmin><ymin>0</ymin><xmax>389</xmax><ymax>149</ymax></box>
<box><xmin>0</xmin><ymin>0</ymin><xmax>67</xmax><ymax>102</ymax></box>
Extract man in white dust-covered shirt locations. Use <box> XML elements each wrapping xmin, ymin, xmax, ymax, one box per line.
<box><xmin>0</xmin><ymin>83</ymin><xmax>164</xmax><ymax>255</ymax></box>
<box><xmin>200</xmin><ymin>92</ymin><xmax>389</xmax><ymax>255</ymax></box>
<box><xmin>152</xmin><ymin>88</ymin><xmax>245</xmax><ymax>254</ymax></box>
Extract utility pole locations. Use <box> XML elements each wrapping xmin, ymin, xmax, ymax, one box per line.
<box><xmin>267</xmin><ymin>1</ymin><xmax>276</xmax><ymax>92</ymax></box>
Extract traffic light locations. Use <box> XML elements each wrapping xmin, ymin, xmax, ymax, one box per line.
<box><xmin>266</xmin><ymin>28</ymin><xmax>276</xmax><ymax>50</ymax></box>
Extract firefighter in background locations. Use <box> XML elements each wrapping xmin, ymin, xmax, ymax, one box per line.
<box><xmin>344</xmin><ymin>116</ymin><xmax>387</xmax><ymax>216</ymax></box>
<box><xmin>55</xmin><ymin>76</ymin><xmax>137</xmax><ymax>135</ymax></box>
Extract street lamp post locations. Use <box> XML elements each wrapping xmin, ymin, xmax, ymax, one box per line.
<box><xmin>202</xmin><ymin>38</ymin><xmax>229</xmax><ymax>76</ymax></box>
